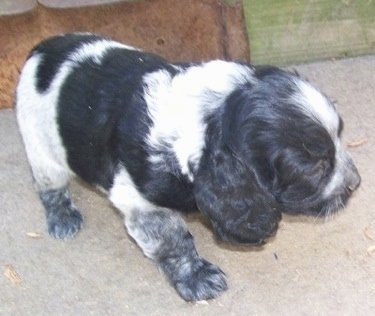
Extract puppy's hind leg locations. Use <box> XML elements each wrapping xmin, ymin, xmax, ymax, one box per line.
<box><xmin>18</xmin><ymin>117</ymin><xmax>83</xmax><ymax>240</ymax></box>
<box><xmin>16</xmin><ymin>53</ymin><xmax>83</xmax><ymax>240</ymax></box>
<box><xmin>31</xmin><ymin>163</ymin><xmax>83</xmax><ymax>240</ymax></box>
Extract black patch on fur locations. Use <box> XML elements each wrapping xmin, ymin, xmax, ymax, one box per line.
<box><xmin>54</xmin><ymin>39</ymin><xmax>167</xmax><ymax>189</ymax></box>
<box><xmin>31</xmin><ymin>33</ymin><xmax>104</xmax><ymax>93</ymax></box>
<box><xmin>195</xmin><ymin>109</ymin><xmax>281</xmax><ymax>245</ymax></box>
<box><xmin>51</xmin><ymin>35</ymin><xmax>197</xmax><ymax>211</ymax></box>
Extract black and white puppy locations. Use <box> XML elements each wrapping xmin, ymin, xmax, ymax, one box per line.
<box><xmin>16</xmin><ymin>33</ymin><xmax>361</xmax><ymax>301</ymax></box>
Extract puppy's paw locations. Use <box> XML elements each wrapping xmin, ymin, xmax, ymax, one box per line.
<box><xmin>172</xmin><ymin>258</ymin><xmax>228</xmax><ymax>301</ymax></box>
<box><xmin>40</xmin><ymin>188</ymin><xmax>83</xmax><ymax>240</ymax></box>
<box><xmin>47</xmin><ymin>206</ymin><xmax>83</xmax><ymax>240</ymax></box>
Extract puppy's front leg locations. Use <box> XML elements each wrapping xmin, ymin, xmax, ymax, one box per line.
<box><xmin>109</xmin><ymin>168</ymin><xmax>227</xmax><ymax>300</ymax></box>
<box><xmin>125</xmin><ymin>209</ymin><xmax>228</xmax><ymax>301</ymax></box>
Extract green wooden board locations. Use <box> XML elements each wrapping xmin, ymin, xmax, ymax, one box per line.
<box><xmin>243</xmin><ymin>0</ymin><xmax>375</xmax><ymax>65</ymax></box>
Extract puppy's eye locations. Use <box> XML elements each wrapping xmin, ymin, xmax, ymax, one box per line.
<box><xmin>305</xmin><ymin>159</ymin><xmax>328</xmax><ymax>177</ymax></box>
<box><xmin>313</xmin><ymin>160</ymin><xmax>326</xmax><ymax>173</ymax></box>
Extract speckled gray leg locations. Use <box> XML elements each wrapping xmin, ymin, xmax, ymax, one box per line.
<box><xmin>126</xmin><ymin>209</ymin><xmax>228</xmax><ymax>301</ymax></box>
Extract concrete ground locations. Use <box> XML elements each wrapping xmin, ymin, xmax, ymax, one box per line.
<box><xmin>1</xmin><ymin>56</ymin><xmax>374</xmax><ymax>315</ymax></box>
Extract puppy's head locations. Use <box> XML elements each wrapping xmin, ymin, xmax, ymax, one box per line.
<box><xmin>195</xmin><ymin>66</ymin><xmax>360</xmax><ymax>245</ymax></box>
<box><xmin>247</xmin><ymin>67</ymin><xmax>361</xmax><ymax>216</ymax></box>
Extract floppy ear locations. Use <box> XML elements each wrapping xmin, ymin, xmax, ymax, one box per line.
<box><xmin>194</xmin><ymin>146</ymin><xmax>281</xmax><ymax>246</ymax></box>
<box><xmin>194</xmin><ymin>91</ymin><xmax>281</xmax><ymax>246</ymax></box>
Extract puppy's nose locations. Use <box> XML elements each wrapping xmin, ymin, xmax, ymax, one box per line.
<box><xmin>344</xmin><ymin>155</ymin><xmax>361</xmax><ymax>192</ymax></box>
<box><xmin>348</xmin><ymin>173</ymin><xmax>361</xmax><ymax>192</ymax></box>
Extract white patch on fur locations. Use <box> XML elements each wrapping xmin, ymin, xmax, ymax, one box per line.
<box><xmin>293</xmin><ymin>80</ymin><xmax>339</xmax><ymax>139</ymax></box>
<box><xmin>109</xmin><ymin>167</ymin><xmax>186</xmax><ymax>259</ymax></box>
<box><xmin>69</xmin><ymin>39</ymin><xmax>136</xmax><ymax>64</ymax></box>
<box><xmin>109</xmin><ymin>167</ymin><xmax>155</xmax><ymax>216</ymax></box>
<box><xmin>144</xmin><ymin>61</ymin><xmax>255</xmax><ymax>180</ymax></box>
<box><xmin>323</xmin><ymin>144</ymin><xmax>353</xmax><ymax>198</ymax></box>
<box><xmin>16</xmin><ymin>38</ymin><xmax>136</xmax><ymax>190</ymax></box>
<box><xmin>324</xmin><ymin>145</ymin><xmax>344</xmax><ymax>194</ymax></box>
<box><xmin>16</xmin><ymin>54</ymin><xmax>73</xmax><ymax>190</ymax></box>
